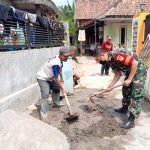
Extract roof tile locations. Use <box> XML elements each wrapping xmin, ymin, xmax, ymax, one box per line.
<box><xmin>105</xmin><ymin>0</ymin><xmax>150</xmax><ymax>17</ymax></box>
<box><xmin>74</xmin><ymin>0</ymin><xmax>150</xmax><ymax>19</ymax></box>
<box><xmin>74</xmin><ymin>0</ymin><xmax>122</xmax><ymax>19</ymax></box>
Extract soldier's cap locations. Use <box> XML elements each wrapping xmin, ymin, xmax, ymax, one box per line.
<box><xmin>59</xmin><ymin>46</ymin><xmax>70</xmax><ymax>56</ymax></box>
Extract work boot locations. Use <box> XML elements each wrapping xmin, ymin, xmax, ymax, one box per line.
<box><xmin>114</xmin><ymin>107</ymin><xmax>128</xmax><ymax>114</ymax></box>
<box><xmin>40</xmin><ymin>99</ymin><xmax>50</xmax><ymax>118</ymax></box>
<box><xmin>120</xmin><ymin>113</ymin><xmax>135</xmax><ymax>129</ymax></box>
<box><xmin>52</xmin><ymin>93</ymin><xmax>64</xmax><ymax>107</ymax></box>
<box><xmin>74</xmin><ymin>81</ymin><xmax>78</xmax><ymax>86</ymax></box>
<box><xmin>60</xmin><ymin>96</ymin><xmax>65</xmax><ymax>101</ymax></box>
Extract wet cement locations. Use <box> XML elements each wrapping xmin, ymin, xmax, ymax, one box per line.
<box><xmin>30</xmin><ymin>88</ymin><xmax>129</xmax><ymax>149</ymax></box>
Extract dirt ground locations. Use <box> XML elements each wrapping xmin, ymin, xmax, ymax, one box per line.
<box><xmin>30</xmin><ymin>87</ymin><xmax>130</xmax><ymax>150</ymax></box>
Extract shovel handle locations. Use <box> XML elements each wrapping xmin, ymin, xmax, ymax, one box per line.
<box><xmin>88</xmin><ymin>84</ymin><xmax>123</xmax><ymax>101</ymax></box>
<box><xmin>111</xmin><ymin>83</ymin><xmax>123</xmax><ymax>90</ymax></box>
<box><xmin>98</xmin><ymin>83</ymin><xmax>123</xmax><ymax>96</ymax></box>
<box><xmin>64</xmin><ymin>93</ymin><xmax>72</xmax><ymax>115</ymax></box>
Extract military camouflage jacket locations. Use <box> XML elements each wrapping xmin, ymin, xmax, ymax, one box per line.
<box><xmin>108</xmin><ymin>49</ymin><xmax>147</xmax><ymax>77</ymax></box>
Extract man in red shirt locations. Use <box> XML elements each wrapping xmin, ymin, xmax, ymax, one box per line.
<box><xmin>101</xmin><ymin>35</ymin><xmax>113</xmax><ymax>52</ymax></box>
<box><xmin>101</xmin><ymin>35</ymin><xmax>113</xmax><ymax>75</ymax></box>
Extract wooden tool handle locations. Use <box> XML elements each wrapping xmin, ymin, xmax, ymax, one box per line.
<box><xmin>98</xmin><ymin>83</ymin><xmax>123</xmax><ymax>96</ymax></box>
<box><xmin>112</xmin><ymin>83</ymin><xmax>123</xmax><ymax>90</ymax></box>
<box><xmin>87</xmin><ymin>84</ymin><xmax>123</xmax><ymax>100</ymax></box>
<box><xmin>64</xmin><ymin>93</ymin><xmax>72</xmax><ymax>115</ymax></box>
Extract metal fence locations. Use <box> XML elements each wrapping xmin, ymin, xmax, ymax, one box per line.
<box><xmin>0</xmin><ymin>7</ymin><xmax>64</xmax><ymax>52</ymax></box>
<box><xmin>140</xmin><ymin>34</ymin><xmax>150</xmax><ymax>63</ymax></box>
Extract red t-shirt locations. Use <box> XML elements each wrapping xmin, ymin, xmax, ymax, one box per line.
<box><xmin>101</xmin><ymin>41</ymin><xmax>113</xmax><ymax>52</ymax></box>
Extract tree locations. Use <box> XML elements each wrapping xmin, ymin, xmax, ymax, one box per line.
<box><xmin>57</xmin><ymin>2</ymin><xmax>76</xmax><ymax>44</ymax></box>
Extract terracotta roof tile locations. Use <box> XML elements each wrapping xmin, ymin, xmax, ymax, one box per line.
<box><xmin>74</xmin><ymin>0</ymin><xmax>122</xmax><ymax>20</ymax></box>
<box><xmin>103</xmin><ymin>0</ymin><xmax>150</xmax><ymax>17</ymax></box>
<box><xmin>75</xmin><ymin>0</ymin><xmax>150</xmax><ymax>20</ymax></box>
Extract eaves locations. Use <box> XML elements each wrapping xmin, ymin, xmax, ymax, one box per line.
<box><xmin>12</xmin><ymin>0</ymin><xmax>59</xmax><ymax>14</ymax></box>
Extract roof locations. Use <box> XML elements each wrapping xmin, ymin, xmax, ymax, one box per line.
<box><xmin>99</xmin><ymin>0</ymin><xmax>150</xmax><ymax>19</ymax></box>
<box><xmin>74</xmin><ymin>0</ymin><xmax>122</xmax><ymax>20</ymax></box>
<box><xmin>75</xmin><ymin>0</ymin><xmax>150</xmax><ymax>20</ymax></box>
<box><xmin>79</xmin><ymin>20</ymin><xmax>95</xmax><ymax>29</ymax></box>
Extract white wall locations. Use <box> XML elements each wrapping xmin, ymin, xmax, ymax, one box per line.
<box><xmin>145</xmin><ymin>69</ymin><xmax>150</xmax><ymax>100</ymax></box>
<box><xmin>0</xmin><ymin>47</ymin><xmax>60</xmax><ymax>112</ymax></box>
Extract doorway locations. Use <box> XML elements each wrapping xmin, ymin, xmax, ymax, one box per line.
<box><xmin>120</xmin><ymin>26</ymin><xmax>127</xmax><ymax>46</ymax></box>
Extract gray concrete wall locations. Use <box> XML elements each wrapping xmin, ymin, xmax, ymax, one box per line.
<box><xmin>0</xmin><ymin>0</ymin><xmax>12</xmax><ymax>5</ymax></box>
<box><xmin>145</xmin><ymin>69</ymin><xmax>150</xmax><ymax>101</ymax></box>
<box><xmin>12</xmin><ymin>0</ymin><xmax>59</xmax><ymax>14</ymax></box>
<box><xmin>0</xmin><ymin>47</ymin><xmax>60</xmax><ymax>112</ymax></box>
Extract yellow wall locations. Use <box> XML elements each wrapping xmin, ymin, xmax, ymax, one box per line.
<box><xmin>136</xmin><ymin>13</ymin><xmax>150</xmax><ymax>55</ymax></box>
<box><xmin>134</xmin><ymin>13</ymin><xmax>150</xmax><ymax>68</ymax></box>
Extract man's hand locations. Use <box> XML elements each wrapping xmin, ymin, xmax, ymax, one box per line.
<box><xmin>60</xmin><ymin>78</ymin><xmax>64</xmax><ymax>83</ymax></box>
<box><xmin>61</xmin><ymin>88</ymin><xmax>66</xmax><ymax>95</ymax></box>
<box><xmin>107</xmin><ymin>83</ymin><xmax>113</xmax><ymax>92</ymax></box>
<box><xmin>123</xmin><ymin>79</ymin><xmax>131</xmax><ymax>87</ymax></box>
<box><xmin>106</xmin><ymin>70</ymin><xmax>121</xmax><ymax>92</ymax></box>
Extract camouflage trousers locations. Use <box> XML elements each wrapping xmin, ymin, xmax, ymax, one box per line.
<box><xmin>122</xmin><ymin>67</ymin><xmax>147</xmax><ymax>117</ymax></box>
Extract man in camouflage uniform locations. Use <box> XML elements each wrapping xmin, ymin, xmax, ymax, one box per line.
<box><xmin>95</xmin><ymin>49</ymin><xmax>147</xmax><ymax>129</ymax></box>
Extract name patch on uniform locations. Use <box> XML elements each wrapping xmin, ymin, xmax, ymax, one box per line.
<box><xmin>125</xmin><ymin>56</ymin><xmax>132</xmax><ymax>65</ymax></box>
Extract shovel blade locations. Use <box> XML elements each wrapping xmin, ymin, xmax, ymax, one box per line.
<box><xmin>64</xmin><ymin>113</ymin><xmax>79</xmax><ymax>123</ymax></box>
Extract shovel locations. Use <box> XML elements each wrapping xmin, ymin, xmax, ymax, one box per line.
<box><xmin>90</xmin><ymin>84</ymin><xmax>123</xmax><ymax>100</ymax></box>
<box><xmin>85</xmin><ymin>84</ymin><xmax>123</xmax><ymax>113</ymax></box>
<box><xmin>96</xmin><ymin>84</ymin><xmax>123</xmax><ymax>98</ymax></box>
<box><xmin>64</xmin><ymin>93</ymin><xmax>79</xmax><ymax>122</ymax></box>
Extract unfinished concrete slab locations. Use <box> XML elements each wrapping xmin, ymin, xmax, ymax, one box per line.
<box><xmin>0</xmin><ymin>110</ymin><xmax>69</xmax><ymax>150</ymax></box>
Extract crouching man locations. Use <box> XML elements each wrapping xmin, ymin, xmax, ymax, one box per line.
<box><xmin>95</xmin><ymin>49</ymin><xmax>147</xmax><ymax>129</ymax></box>
<box><xmin>37</xmin><ymin>46</ymin><xmax>70</xmax><ymax>118</ymax></box>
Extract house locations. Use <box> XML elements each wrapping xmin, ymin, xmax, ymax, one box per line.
<box><xmin>74</xmin><ymin>0</ymin><xmax>150</xmax><ymax>51</ymax></box>
<box><xmin>98</xmin><ymin>0</ymin><xmax>150</xmax><ymax>51</ymax></box>
<box><xmin>74</xmin><ymin>0</ymin><xmax>122</xmax><ymax>48</ymax></box>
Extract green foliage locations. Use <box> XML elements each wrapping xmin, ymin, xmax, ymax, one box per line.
<box><xmin>57</xmin><ymin>2</ymin><xmax>75</xmax><ymax>39</ymax></box>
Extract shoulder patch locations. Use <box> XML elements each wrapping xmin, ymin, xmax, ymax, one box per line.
<box><xmin>117</xmin><ymin>55</ymin><xmax>124</xmax><ymax>61</ymax></box>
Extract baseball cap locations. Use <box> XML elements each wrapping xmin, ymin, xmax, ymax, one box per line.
<box><xmin>107</xmin><ymin>35</ymin><xmax>112</xmax><ymax>40</ymax></box>
<box><xmin>59</xmin><ymin>46</ymin><xmax>70</xmax><ymax>56</ymax></box>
